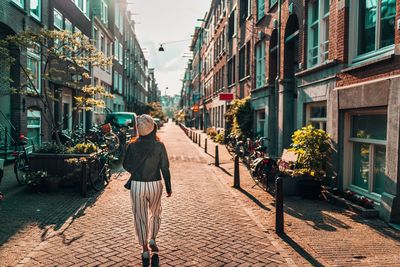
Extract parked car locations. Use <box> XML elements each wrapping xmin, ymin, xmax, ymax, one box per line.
<box><xmin>105</xmin><ymin>112</ymin><xmax>137</xmax><ymax>134</ymax></box>
<box><xmin>153</xmin><ymin>118</ymin><xmax>162</xmax><ymax>129</ymax></box>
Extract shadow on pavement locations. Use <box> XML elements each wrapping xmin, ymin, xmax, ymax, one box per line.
<box><xmin>238</xmin><ymin>188</ymin><xmax>271</xmax><ymax>211</ymax></box>
<box><xmin>0</xmin><ymin>170</ymin><xmax>105</xmax><ymax>245</ymax></box>
<box><xmin>280</xmin><ymin>233</ymin><xmax>325</xmax><ymax>267</ymax></box>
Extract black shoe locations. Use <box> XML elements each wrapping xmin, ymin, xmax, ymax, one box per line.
<box><xmin>142</xmin><ymin>252</ymin><xmax>150</xmax><ymax>267</ymax></box>
<box><xmin>151</xmin><ymin>254</ymin><xmax>159</xmax><ymax>267</ymax></box>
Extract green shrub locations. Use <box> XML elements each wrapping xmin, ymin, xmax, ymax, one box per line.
<box><xmin>36</xmin><ymin>143</ymin><xmax>67</xmax><ymax>154</ymax></box>
<box><xmin>215</xmin><ymin>131</ymin><xmax>225</xmax><ymax>144</ymax></box>
<box><xmin>225</xmin><ymin>97</ymin><xmax>253</xmax><ymax>140</ymax></box>
<box><xmin>290</xmin><ymin>125</ymin><xmax>331</xmax><ymax>179</ymax></box>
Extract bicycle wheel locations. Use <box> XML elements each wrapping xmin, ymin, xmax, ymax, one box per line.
<box><xmin>105</xmin><ymin>133</ymin><xmax>120</xmax><ymax>160</ymax></box>
<box><xmin>264</xmin><ymin>159</ymin><xmax>279</xmax><ymax>191</ymax></box>
<box><xmin>89</xmin><ymin>157</ymin><xmax>110</xmax><ymax>191</ymax></box>
<box><xmin>14</xmin><ymin>156</ymin><xmax>29</xmax><ymax>185</ymax></box>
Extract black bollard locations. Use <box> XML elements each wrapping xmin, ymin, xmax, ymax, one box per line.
<box><xmin>275</xmin><ymin>177</ymin><xmax>284</xmax><ymax>235</ymax></box>
<box><xmin>215</xmin><ymin>145</ymin><xmax>220</xmax><ymax>167</ymax></box>
<box><xmin>194</xmin><ymin>133</ymin><xmax>197</xmax><ymax>143</ymax></box>
<box><xmin>81</xmin><ymin>160</ymin><xmax>87</xmax><ymax>197</ymax></box>
<box><xmin>198</xmin><ymin>134</ymin><xmax>201</xmax><ymax>147</ymax></box>
<box><xmin>205</xmin><ymin>138</ymin><xmax>208</xmax><ymax>154</ymax></box>
<box><xmin>234</xmin><ymin>155</ymin><xmax>240</xmax><ymax>188</ymax></box>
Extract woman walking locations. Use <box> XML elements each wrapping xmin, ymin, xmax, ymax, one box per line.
<box><xmin>123</xmin><ymin>115</ymin><xmax>172</xmax><ymax>267</ymax></box>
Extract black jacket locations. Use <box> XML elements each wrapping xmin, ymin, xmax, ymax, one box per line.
<box><xmin>123</xmin><ymin>134</ymin><xmax>172</xmax><ymax>194</ymax></box>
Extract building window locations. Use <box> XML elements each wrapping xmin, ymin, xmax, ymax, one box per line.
<box><xmin>270</xmin><ymin>0</ymin><xmax>278</xmax><ymax>8</ymax></box>
<box><xmin>348</xmin><ymin>112</ymin><xmax>387</xmax><ymax>198</ymax></box>
<box><xmin>255</xmin><ymin>41</ymin><xmax>266</xmax><ymax>88</ymax></box>
<box><xmin>306</xmin><ymin>102</ymin><xmax>327</xmax><ymax>131</ymax></box>
<box><xmin>119</xmin><ymin>43</ymin><xmax>123</xmax><ymax>64</ymax></box>
<box><xmin>27</xmin><ymin>110</ymin><xmax>41</xmax><ymax>148</ymax></box>
<box><xmin>101</xmin><ymin>1</ymin><xmax>108</xmax><ymax>25</ymax></box>
<box><xmin>65</xmin><ymin>19</ymin><xmax>73</xmax><ymax>33</ymax></box>
<box><xmin>351</xmin><ymin>0</ymin><xmax>395</xmax><ymax>61</ymax></box>
<box><xmin>27</xmin><ymin>46</ymin><xmax>41</xmax><ymax>94</ymax></box>
<box><xmin>119</xmin><ymin>74</ymin><xmax>123</xmax><ymax>94</ymax></box>
<box><xmin>239</xmin><ymin>0</ymin><xmax>251</xmax><ymax>24</ymax></box>
<box><xmin>54</xmin><ymin>9</ymin><xmax>63</xmax><ymax>29</ymax></box>
<box><xmin>256</xmin><ymin>110</ymin><xmax>265</xmax><ymax>137</ymax></box>
<box><xmin>114</xmin><ymin>71</ymin><xmax>119</xmax><ymax>92</ymax></box>
<box><xmin>11</xmin><ymin>0</ymin><xmax>24</xmax><ymax>8</ymax></box>
<box><xmin>307</xmin><ymin>0</ymin><xmax>330</xmax><ymax>67</ymax></box>
<box><xmin>74</xmin><ymin>0</ymin><xmax>89</xmax><ymax>16</ymax></box>
<box><xmin>30</xmin><ymin>0</ymin><xmax>41</xmax><ymax>20</ymax></box>
<box><xmin>239</xmin><ymin>47</ymin><xmax>246</xmax><ymax>80</ymax></box>
<box><xmin>257</xmin><ymin>0</ymin><xmax>265</xmax><ymax>21</ymax></box>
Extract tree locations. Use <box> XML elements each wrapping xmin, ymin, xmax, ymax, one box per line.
<box><xmin>146</xmin><ymin>102</ymin><xmax>166</xmax><ymax>121</ymax></box>
<box><xmin>0</xmin><ymin>29</ymin><xmax>113</xmax><ymax>144</ymax></box>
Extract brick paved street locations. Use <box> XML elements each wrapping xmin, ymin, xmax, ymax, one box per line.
<box><xmin>193</xmin><ymin>129</ymin><xmax>400</xmax><ymax>267</ymax></box>
<box><xmin>0</xmin><ymin>122</ymin><xmax>305</xmax><ymax>266</ymax></box>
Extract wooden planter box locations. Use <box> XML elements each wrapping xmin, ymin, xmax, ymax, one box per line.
<box><xmin>29</xmin><ymin>152</ymin><xmax>98</xmax><ymax>197</ymax></box>
<box><xmin>278</xmin><ymin>175</ymin><xmax>302</xmax><ymax>196</ymax></box>
<box><xmin>323</xmin><ymin>190</ymin><xmax>379</xmax><ymax>218</ymax></box>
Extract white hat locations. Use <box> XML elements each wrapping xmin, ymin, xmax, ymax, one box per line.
<box><xmin>137</xmin><ymin>115</ymin><xmax>155</xmax><ymax>136</ymax></box>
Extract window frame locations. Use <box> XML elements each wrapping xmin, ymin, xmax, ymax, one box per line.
<box><xmin>343</xmin><ymin>109</ymin><xmax>388</xmax><ymax>202</ymax></box>
<box><xmin>11</xmin><ymin>0</ymin><xmax>24</xmax><ymax>9</ymax></box>
<box><xmin>257</xmin><ymin>0</ymin><xmax>265</xmax><ymax>21</ymax></box>
<box><xmin>30</xmin><ymin>0</ymin><xmax>41</xmax><ymax>21</ymax></box>
<box><xmin>349</xmin><ymin>0</ymin><xmax>396</xmax><ymax>64</ymax></box>
<box><xmin>305</xmin><ymin>101</ymin><xmax>327</xmax><ymax>131</ymax></box>
<box><xmin>26</xmin><ymin>45</ymin><xmax>41</xmax><ymax>94</ymax></box>
<box><xmin>53</xmin><ymin>9</ymin><xmax>63</xmax><ymax>30</ymax></box>
<box><xmin>307</xmin><ymin>0</ymin><xmax>330</xmax><ymax>68</ymax></box>
<box><xmin>255</xmin><ymin>40</ymin><xmax>266</xmax><ymax>89</ymax></box>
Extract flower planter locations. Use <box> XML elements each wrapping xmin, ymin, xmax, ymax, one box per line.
<box><xmin>323</xmin><ymin>191</ymin><xmax>379</xmax><ymax>218</ymax></box>
<box><xmin>298</xmin><ymin>178</ymin><xmax>322</xmax><ymax>199</ymax></box>
<box><xmin>29</xmin><ymin>152</ymin><xmax>99</xmax><ymax>197</ymax></box>
<box><xmin>278</xmin><ymin>175</ymin><xmax>302</xmax><ymax>196</ymax></box>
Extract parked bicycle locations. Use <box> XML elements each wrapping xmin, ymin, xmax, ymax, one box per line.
<box><xmin>89</xmin><ymin>144</ymin><xmax>111</xmax><ymax>191</ymax></box>
<box><xmin>249</xmin><ymin>137</ymin><xmax>279</xmax><ymax>191</ymax></box>
<box><xmin>13</xmin><ymin>134</ymin><xmax>35</xmax><ymax>185</ymax></box>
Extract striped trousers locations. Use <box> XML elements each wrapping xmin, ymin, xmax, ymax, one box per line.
<box><xmin>130</xmin><ymin>180</ymin><xmax>163</xmax><ymax>246</ymax></box>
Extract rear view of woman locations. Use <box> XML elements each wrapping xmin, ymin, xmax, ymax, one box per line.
<box><xmin>123</xmin><ymin>115</ymin><xmax>172</xmax><ymax>267</ymax></box>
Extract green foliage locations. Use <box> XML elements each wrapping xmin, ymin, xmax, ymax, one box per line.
<box><xmin>290</xmin><ymin>125</ymin><xmax>331</xmax><ymax>179</ymax></box>
<box><xmin>67</xmin><ymin>143</ymin><xmax>98</xmax><ymax>154</ymax></box>
<box><xmin>36</xmin><ymin>143</ymin><xmax>67</xmax><ymax>154</ymax></box>
<box><xmin>225</xmin><ymin>97</ymin><xmax>253</xmax><ymax>140</ymax></box>
<box><xmin>215</xmin><ymin>130</ymin><xmax>225</xmax><ymax>144</ymax></box>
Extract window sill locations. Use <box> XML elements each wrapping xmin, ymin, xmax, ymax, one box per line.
<box><xmin>342</xmin><ymin>52</ymin><xmax>395</xmax><ymax>73</ymax></box>
<box><xmin>239</xmin><ymin>76</ymin><xmax>250</xmax><ymax>83</ymax></box>
<box><xmin>30</xmin><ymin>14</ymin><xmax>42</xmax><ymax>24</ymax></box>
<box><xmin>348</xmin><ymin>185</ymin><xmax>382</xmax><ymax>204</ymax></box>
<box><xmin>10</xmin><ymin>1</ymin><xmax>26</xmax><ymax>13</ymax></box>
<box><xmin>295</xmin><ymin>59</ymin><xmax>338</xmax><ymax>77</ymax></box>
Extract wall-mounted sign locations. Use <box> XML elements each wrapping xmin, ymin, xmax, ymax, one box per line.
<box><xmin>219</xmin><ymin>93</ymin><xmax>234</xmax><ymax>101</ymax></box>
<box><xmin>193</xmin><ymin>104</ymin><xmax>199</xmax><ymax>113</ymax></box>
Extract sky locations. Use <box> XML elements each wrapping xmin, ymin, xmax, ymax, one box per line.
<box><xmin>130</xmin><ymin>0</ymin><xmax>210</xmax><ymax>97</ymax></box>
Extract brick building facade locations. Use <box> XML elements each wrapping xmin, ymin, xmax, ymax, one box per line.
<box><xmin>182</xmin><ymin>0</ymin><xmax>400</xmax><ymax>222</ymax></box>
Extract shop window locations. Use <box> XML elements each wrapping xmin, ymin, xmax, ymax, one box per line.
<box><xmin>348</xmin><ymin>112</ymin><xmax>387</xmax><ymax>197</ymax></box>
<box><xmin>255</xmin><ymin>41</ymin><xmax>266</xmax><ymax>88</ymax></box>
<box><xmin>350</xmin><ymin>0</ymin><xmax>396</xmax><ymax>61</ymax></box>
<box><xmin>306</xmin><ymin>102</ymin><xmax>327</xmax><ymax>130</ymax></box>
<box><xmin>30</xmin><ymin>0</ymin><xmax>41</xmax><ymax>21</ymax></box>
<box><xmin>27</xmin><ymin>110</ymin><xmax>41</xmax><ymax>148</ymax></box>
<box><xmin>307</xmin><ymin>0</ymin><xmax>330</xmax><ymax>67</ymax></box>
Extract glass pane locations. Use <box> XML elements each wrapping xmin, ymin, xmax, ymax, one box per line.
<box><xmin>311</xmin><ymin>1</ymin><xmax>319</xmax><ymax>23</ymax></box>
<box><xmin>373</xmin><ymin>145</ymin><xmax>386</xmax><ymax>194</ymax></box>
<box><xmin>358</xmin><ymin>0</ymin><xmax>377</xmax><ymax>55</ymax></box>
<box><xmin>353</xmin><ymin>143</ymin><xmax>370</xmax><ymax>190</ymax></box>
<box><xmin>324</xmin><ymin>0</ymin><xmax>330</xmax><ymax>14</ymax></box>
<box><xmin>351</xmin><ymin>114</ymin><xmax>387</xmax><ymax>140</ymax></box>
<box><xmin>30</xmin><ymin>0</ymin><xmax>40</xmax><ymax>16</ymax></box>
<box><xmin>27</xmin><ymin>128</ymin><xmax>40</xmax><ymax>147</ymax></box>
<box><xmin>380</xmin><ymin>0</ymin><xmax>396</xmax><ymax>48</ymax></box>
<box><xmin>310</xmin><ymin>105</ymin><xmax>327</xmax><ymax>118</ymax></box>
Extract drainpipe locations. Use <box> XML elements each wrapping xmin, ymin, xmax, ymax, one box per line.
<box><xmin>274</xmin><ymin>0</ymin><xmax>282</xmax><ymax>157</ymax></box>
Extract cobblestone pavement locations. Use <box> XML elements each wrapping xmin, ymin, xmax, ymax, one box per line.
<box><xmin>192</xmin><ymin>129</ymin><xmax>400</xmax><ymax>267</ymax></box>
<box><xmin>0</xmin><ymin>122</ymin><xmax>306</xmax><ymax>266</ymax></box>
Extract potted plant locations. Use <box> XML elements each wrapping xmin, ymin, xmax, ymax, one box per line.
<box><xmin>290</xmin><ymin>125</ymin><xmax>331</xmax><ymax>199</ymax></box>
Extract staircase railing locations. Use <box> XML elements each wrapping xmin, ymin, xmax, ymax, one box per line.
<box><xmin>0</xmin><ymin>110</ymin><xmax>17</xmax><ymax>159</ymax></box>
